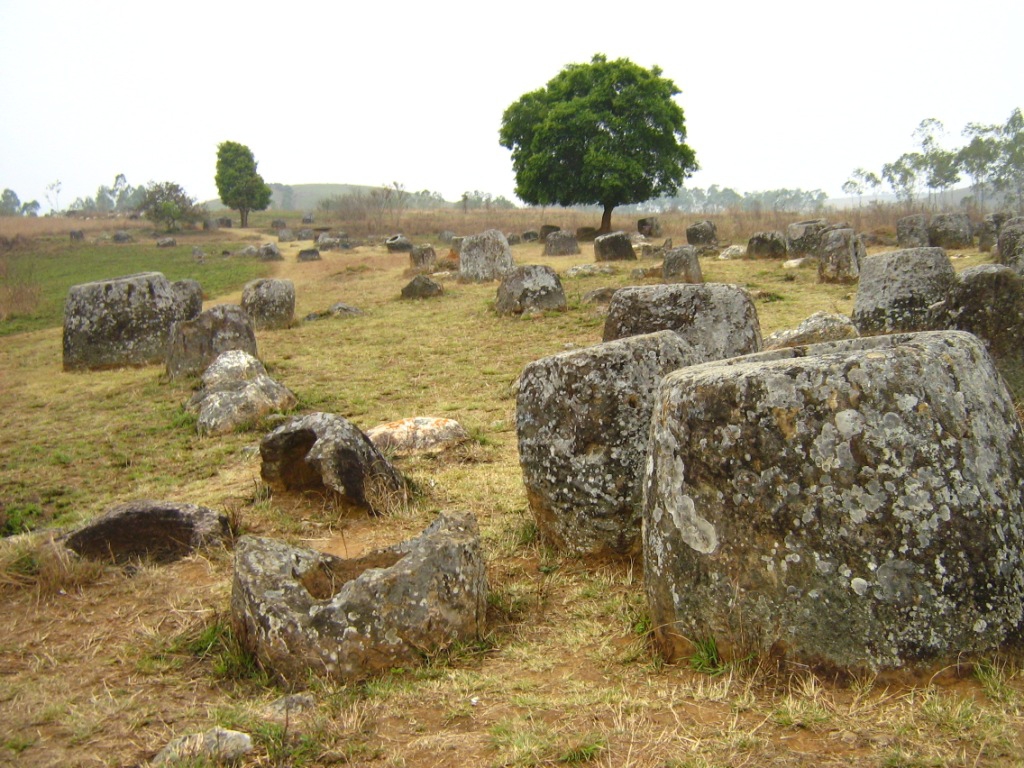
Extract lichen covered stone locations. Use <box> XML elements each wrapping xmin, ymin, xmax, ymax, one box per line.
<box><xmin>517</xmin><ymin>331</ymin><xmax>702</xmax><ymax>556</ymax></box>
<box><xmin>231</xmin><ymin>511</ymin><xmax>488</xmax><ymax>683</ymax></box>
<box><xmin>853</xmin><ymin>248</ymin><xmax>955</xmax><ymax>333</ymax></box>
<box><xmin>643</xmin><ymin>331</ymin><xmax>1024</xmax><ymax>673</ymax></box>
<box><xmin>260</xmin><ymin>412</ymin><xmax>404</xmax><ymax>514</ymax></box>
<box><xmin>603</xmin><ymin>283</ymin><xmax>763</xmax><ymax>362</ymax></box>
<box><xmin>63</xmin><ymin>272</ymin><xmax>198</xmax><ymax>371</ymax></box>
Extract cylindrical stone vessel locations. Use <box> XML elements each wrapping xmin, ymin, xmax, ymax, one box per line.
<box><xmin>643</xmin><ymin>331</ymin><xmax>1024</xmax><ymax>673</ymax></box>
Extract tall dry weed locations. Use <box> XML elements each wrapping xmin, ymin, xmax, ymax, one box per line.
<box><xmin>0</xmin><ymin>252</ymin><xmax>42</xmax><ymax>319</ymax></box>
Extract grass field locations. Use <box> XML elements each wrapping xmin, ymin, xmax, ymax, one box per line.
<box><xmin>0</xmin><ymin>215</ymin><xmax>1020</xmax><ymax>767</ymax></box>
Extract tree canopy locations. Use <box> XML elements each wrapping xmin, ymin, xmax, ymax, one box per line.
<box><xmin>136</xmin><ymin>181</ymin><xmax>203</xmax><ymax>231</ymax></box>
<box><xmin>847</xmin><ymin>107</ymin><xmax>1024</xmax><ymax>213</ymax></box>
<box><xmin>0</xmin><ymin>188</ymin><xmax>40</xmax><ymax>217</ymax></box>
<box><xmin>215</xmin><ymin>141</ymin><xmax>272</xmax><ymax>227</ymax></box>
<box><xmin>499</xmin><ymin>54</ymin><xmax>698</xmax><ymax>231</ymax></box>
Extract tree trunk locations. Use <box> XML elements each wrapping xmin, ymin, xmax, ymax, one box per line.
<box><xmin>240</xmin><ymin>208</ymin><xmax>249</xmax><ymax>228</ymax></box>
<box><xmin>600</xmin><ymin>203</ymin><xmax>614</xmax><ymax>233</ymax></box>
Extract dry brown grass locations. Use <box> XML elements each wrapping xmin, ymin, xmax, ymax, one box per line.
<box><xmin>286</xmin><ymin>201</ymin><xmax>924</xmax><ymax>247</ymax></box>
<box><xmin>0</xmin><ymin>214</ymin><xmax>149</xmax><ymax>239</ymax></box>
<box><xmin>0</xmin><ymin>252</ymin><xmax>42</xmax><ymax>320</ymax></box>
<box><xmin>1</xmin><ymin>223</ymin><xmax>1022</xmax><ymax>767</ymax></box>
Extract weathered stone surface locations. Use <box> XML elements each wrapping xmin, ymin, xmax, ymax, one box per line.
<box><xmin>897</xmin><ymin>214</ymin><xmax>929</xmax><ymax>248</ymax></box>
<box><xmin>685</xmin><ymin>220</ymin><xmax>717</xmax><ymax>246</ymax></box>
<box><xmin>521</xmin><ymin>230</ymin><xmax>539</xmax><ymax>242</ymax></box>
<box><xmin>237</xmin><ymin>245</ymin><xmax>259</xmax><ymax>257</ymax></box>
<box><xmin>231</xmin><ymin>511</ymin><xmax>488</xmax><ymax>683</ymax></box>
<box><xmin>317</xmin><ymin>233</ymin><xmax>343</xmax><ymax>250</ymax></box>
<box><xmin>764</xmin><ymin>311</ymin><xmax>859</xmax><ymax>349</ymax></box>
<box><xmin>746</xmin><ymin>231</ymin><xmax>788</xmax><ymax>259</ymax></box>
<box><xmin>786</xmin><ymin>219</ymin><xmax>828</xmax><ymax>257</ymax></box>
<box><xmin>260</xmin><ymin>412</ymin><xmax>404</xmax><ymax>514</ymax></box>
<box><xmin>156</xmin><ymin>236</ymin><xmax>177</xmax><ymax>248</ymax></box>
<box><xmin>297</xmin><ymin>248</ymin><xmax>321</xmax><ymax>262</ymax></box>
<box><xmin>643</xmin><ymin>331</ymin><xmax>1024</xmax><ymax>672</ymax></box>
<box><xmin>63</xmin><ymin>272</ymin><xmax>199</xmax><ymax>371</ymax></box>
<box><xmin>997</xmin><ymin>218</ymin><xmax>1024</xmax><ymax>275</ymax></box>
<box><xmin>853</xmin><ymin>248</ymin><xmax>955</xmax><ymax>334</ymax></box>
<box><xmin>401</xmin><ymin>275</ymin><xmax>443</xmax><ymax>299</ymax></box>
<box><xmin>302</xmin><ymin>213</ymin><xmax>314</xmax><ymax>224</ymax></box>
<box><xmin>242</xmin><ymin>278</ymin><xmax>295</xmax><ymax>330</ymax></box>
<box><xmin>517</xmin><ymin>331</ymin><xmax>703</xmax><ymax>556</ymax></box>
<box><xmin>69</xmin><ymin>229</ymin><xmax>84</xmax><ymax>242</ymax></box>
<box><xmin>544</xmin><ymin>230</ymin><xmax>581</xmax><ymax>256</ymax></box>
<box><xmin>64</xmin><ymin>500</ymin><xmax>228</xmax><ymax>563</ymax></box>
<box><xmin>930</xmin><ymin>264</ymin><xmax>1024</xmax><ymax>399</ymax></box>
<box><xmin>385</xmin><ymin>234</ymin><xmax>414</xmax><ymax>253</ymax></box>
<box><xmin>565</xmin><ymin>263</ymin><xmax>615</xmax><ymax>279</ymax></box>
<box><xmin>278</xmin><ymin>228</ymin><xmax>296</xmax><ymax>243</ymax></box>
<box><xmin>303</xmin><ymin>302</ymin><xmax>364</xmax><ymax>322</ymax></box>
<box><xmin>817</xmin><ymin>228</ymin><xmax>864</xmax><ymax>284</ymax></box>
<box><xmin>171</xmin><ymin>279</ymin><xmax>203</xmax><ymax>323</ymax></box>
<box><xmin>582</xmin><ymin>286</ymin><xmax>617</xmax><ymax>304</ymax></box>
<box><xmin>112</xmin><ymin>230</ymin><xmax>133</xmax><ymax>243</ymax></box>
<box><xmin>153</xmin><ymin>727</ymin><xmax>252</xmax><ymax>766</ymax></box>
<box><xmin>186</xmin><ymin>350</ymin><xmax>297</xmax><ymax>436</ymax></box>
<box><xmin>718</xmin><ymin>245</ymin><xmax>746</xmax><ymax>260</ymax></box>
<box><xmin>539</xmin><ymin>225</ymin><xmax>560</xmax><ymax>242</ymax></box>
<box><xmin>258</xmin><ymin>242</ymin><xmax>283</xmax><ymax>261</ymax></box>
<box><xmin>928</xmin><ymin>213</ymin><xmax>972</xmax><ymax>249</ymax></box>
<box><xmin>438</xmin><ymin>230</ymin><xmax>456</xmax><ymax>244</ymax></box>
<box><xmin>495</xmin><ymin>265</ymin><xmax>566</xmax><ymax>315</ymax></box>
<box><xmin>410</xmin><ymin>244</ymin><xmax>437</xmax><ymax>271</ymax></box>
<box><xmin>506</xmin><ymin>232</ymin><xmax>522</xmax><ymax>245</ymax></box>
<box><xmin>366</xmin><ymin>417</ymin><xmax>469</xmax><ymax>456</ymax></box>
<box><xmin>662</xmin><ymin>246</ymin><xmax>703</xmax><ymax>284</ymax></box>
<box><xmin>594</xmin><ymin>231</ymin><xmax>636</xmax><ymax>261</ymax></box>
<box><xmin>459</xmin><ymin>229</ymin><xmax>515</xmax><ymax>282</ymax></box>
<box><xmin>575</xmin><ymin>226</ymin><xmax>599</xmax><ymax>242</ymax></box>
<box><xmin>603</xmin><ymin>284</ymin><xmax>763</xmax><ymax>361</ymax></box>
<box><xmin>166</xmin><ymin>304</ymin><xmax>258</xmax><ymax>380</ymax></box>
<box><xmin>297</xmin><ymin>228</ymin><xmax>315</xmax><ymax>241</ymax></box>
<box><xmin>638</xmin><ymin>217</ymin><xmax>662</xmax><ymax>238</ymax></box>
<box><xmin>977</xmin><ymin>217</ymin><xmax>998</xmax><ymax>253</ymax></box>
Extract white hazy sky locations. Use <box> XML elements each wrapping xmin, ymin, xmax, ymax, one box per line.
<box><xmin>1</xmin><ymin>0</ymin><xmax>1021</xmax><ymax>212</ymax></box>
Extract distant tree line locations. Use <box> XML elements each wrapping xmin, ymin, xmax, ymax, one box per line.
<box><xmin>67</xmin><ymin>174</ymin><xmax>147</xmax><ymax>213</ymax></box>
<box><xmin>619</xmin><ymin>186</ymin><xmax>828</xmax><ymax>215</ymax></box>
<box><xmin>0</xmin><ymin>188</ymin><xmax>41</xmax><ymax>217</ymax></box>
<box><xmin>845</xmin><ymin>108</ymin><xmax>1024</xmax><ymax>213</ymax></box>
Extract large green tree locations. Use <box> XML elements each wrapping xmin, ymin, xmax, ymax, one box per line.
<box><xmin>499</xmin><ymin>54</ymin><xmax>698</xmax><ymax>232</ymax></box>
<box><xmin>215</xmin><ymin>141</ymin><xmax>272</xmax><ymax>227</ymax></box>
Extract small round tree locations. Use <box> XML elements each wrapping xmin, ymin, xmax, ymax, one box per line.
<box><xmin>500</xmin><ymin>54</ymin><xmax>698</xmax><ymax>232</ymax></box>
<box><xmin>215</xmin><ymin>141</ymin><xmax>272</xmax><ymax>228</ymax></box>
<box><xmin>137</xmin><ymin>181</ymin><xmax>203</xmax><ymax>231</ymax></box>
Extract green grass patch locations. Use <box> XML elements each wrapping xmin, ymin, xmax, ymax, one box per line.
<box><xmin>0</xmin><ymin>237</ymin><xmax>271</xmax><ymax>336</ymax></box>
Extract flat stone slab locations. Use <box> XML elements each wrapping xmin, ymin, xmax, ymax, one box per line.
<box><xmin>366</xmin><ymin>417</ymin><xmax>469</xmax><ymax>456</ymax></box>
<box><xmin>64</xmin><ymin>500</ymin><xmax>228</xmax><ymax>563</ymax></box>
